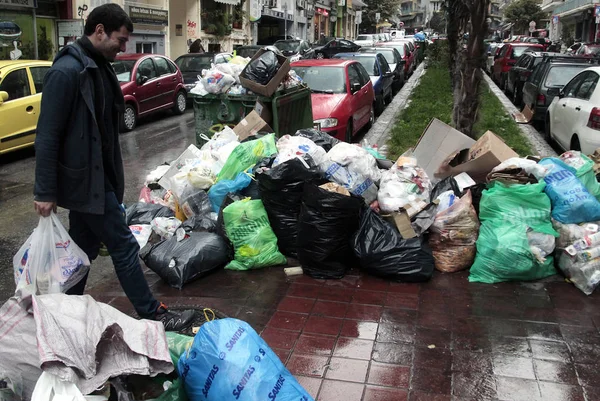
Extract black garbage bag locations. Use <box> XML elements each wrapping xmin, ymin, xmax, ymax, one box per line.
<box><xmin>294</xmin><ymin>129</ymin><xmax>340</xmax><ymax>152</ymax></box>
<box><xmin>180</xmin><ymin>186</ymin><xmax>212</xmax><ymax>219</ymax></box>
<box><xmin>125</xmin><ymin>202</ymin><xmax>174</xmax><ymax>225</ymax></box>
<box><xmin>181</xmin><ymin>215</ymin><xmax>217</xmax><ymax>233</ymax></box>
<box><xmin>216</xmin><ymin>194</ymin><xmax>244</xmax><ymax>240</ymax></box>
<box><xmin>140</xmin><ymin>232</ymin><xmax>231</xmax><ymax>289</ymax></box>
<box><xmin>297</xmin><ymin>183</ymin><xmax>363</xmax><ymax>279</ymax></box>
<box><xmin>257</xmin><ymin>157</ymin><xmax>323</xmax><ymax>258</ymax></box>
<box><xmin>239</xmin><ymin>179</ymin><xmax>262</xmax><ymax>200</ymax></box>
<box><xmin>430</xmin><ymin>177</ymin><xmax>462</xmax><ymax>202</ymax></box>
<box><xmin>244</xmin><ymin>51</ymin><xmax>280</xmax><ymax>85</ymax></box>
<box><xmin>467</xmin><ymin>183</ymin><xmax>486</xmax><ymax>214</ymax></box>
<box><xmin>352</xmin><ymin>208</ymin><xmax>434</xmax><ymax>282</ymax></box>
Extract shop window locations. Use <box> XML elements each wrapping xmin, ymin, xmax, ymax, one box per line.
<box><xmin>0</xmin><ymin>68</ymin><xmax>31</xmax><ymax>101</ymax></box>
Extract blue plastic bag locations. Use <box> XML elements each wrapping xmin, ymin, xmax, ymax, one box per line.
<box><xmin>207</xmin><ymin>172</ymin><xmax>252</xmax><ymax>213</ymax></box>
<box><xmin>178</xmin><ymin>318</ymin><xmax>313</xmax><ymax>401</ymax></box>
<box><xmin>540</xmin><ymin>158</ymin><xmax>600</xmax><ymax>224</ymax></box>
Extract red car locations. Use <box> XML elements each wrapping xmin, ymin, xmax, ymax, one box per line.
<box><xmin>112</xmin><ymin>54</ymin><xmax>187</xmax><ymax>131</ymax></box>
<box><xmin>575</xmin><ymin>43</ymin><xmax>600</xmax><ymax>57</ymax></box>
<box><xmin>291</xmin><ymin>59</ymin><xmax>375</xmax><ymax>142</ymax></box>
<box><xmin>493</xmin><ymin>43</ymin><xmax>544</xmax><ymax>90</ymax></box>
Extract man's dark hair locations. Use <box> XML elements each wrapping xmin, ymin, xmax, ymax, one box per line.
<box><xmin>84</xmin><ymin>4</ymin><xmax>134</xmax><ymax>36</ymax></box>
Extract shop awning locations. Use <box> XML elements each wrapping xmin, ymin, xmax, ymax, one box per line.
<box><xmin>376</xmin><ymin>22</ymin><xmax>393</xmax><ymax>28</ymax></box>
<box><xmin>352</xmin><ymin>0</ymin><xmax>367</xmax><ymax>8</ymax></box>
<box><xmin>214</xmin><ymin>0</ymin><xmax>241</xmax><ymax>5</ymax></box>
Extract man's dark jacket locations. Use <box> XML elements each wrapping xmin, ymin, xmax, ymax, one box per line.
<box><xmin>34</xmin><ymin>40</ymin><xmax>125</xmax><ymax>215</ymax></box>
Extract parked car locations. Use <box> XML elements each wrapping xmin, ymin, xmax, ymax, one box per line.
<box><xmin>492</xmin><ymin>43</ymin><xmax>544</xmax><ymax>89</ymax></box>
<box><xmin>393</xmin><ymin>39</ymin><xmax>418</xmax><ymax>75</ymax></box>
<box><xmin>307</xmin><ymin>39</ymin><xmax>361</xmax><ymax>59</ymax></box>
<box><xmin>174</xmin><ymin>52</ymin><xmax>233</xmax><ymax>92</ymax></box>
<box><xmin>358</xmin><ymin>47</ymin><xmax>405</xmax><ymax>93</ymax></box>
<box><xmin>520</xmin><ymin>36</ymin><xmax>551</xmax><ymax>51</ymax></box>
<box><xmin>546</xmin><ymin>66</ymin><xmax>600</xmax><ymax>153</ymax></box>
<box><xmin>575</xmin><ymin>43</ymin><xmax>600</xmax><ymax>57</ymax></box>
<box><xmin>566</xmin><ymin>42</ymin><xmax>583</xmax><ymax>54</ymax></box>
<box><xmin>522</xmin><ymin>56</ymin><xmax>594</xmax><ymax>123</ymax></box>
<box><xmin>234</xmin><ymin>45</ymin><xmax>262</xmax><ymax>58</ymax></box>
<box><xmin>486</xmin><ymin>43</ymin><xmax>504</xmax><ymax>74</ymax></box>
<box><xmin>505</xmin><ymin>51</ymin><xmax>549</xmax><ymax>106</ymax></box>
<box><xmin>0</xmin><ymin>60</ymin><xmax>51</xmax><ymax>154</ymax></box>
<box><xmin>274</xmin><ymin>39</ymin><xmax>311</xmax><ymax>61</ymax></box>
<box><xmin>354</xmin><ymin>34</ymin><xmax>378</xmax><ymax>47</ymax></box>
<box><xmin>333</xmin><ymin>52</ymin><xmax>394</xmax><ymax>115</ymax></box>
<box><xmin>290</xmin><ymin>59</ymin><xmax>375</xmax><ymax>142</ymax></box>
<box><xmin>379</xmin><ymin>41</ymin><xmax>414</xmax><ymax>78</ymax></box>
<box><xmin>113</xmin><ymin>54</ymin><xmax>187</xmax><ymax>131</ymax></box>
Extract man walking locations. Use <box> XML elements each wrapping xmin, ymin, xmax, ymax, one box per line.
<box><xmin>33</xmin><ymin>3</ymin><xmax>194</xmax><ymax>331</ymax></box>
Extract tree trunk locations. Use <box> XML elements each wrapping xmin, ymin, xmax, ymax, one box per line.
<box><xmin>452</xmin><ymin>0</ymin><xmax>489</xmax><ymax>138</ymax></box>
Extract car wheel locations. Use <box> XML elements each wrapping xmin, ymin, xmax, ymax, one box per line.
<box><xmin>345</xmin><ymin>120</ymin><xmax>353</xmax><ymax>143</ymax></box>
<box><xmin>365</xmin><ymin>105</ymin><xmax>375</xmax><ymax>130</ymax></box>
<box><xmin>571</xmin><ymin>136</ymin><xmax>581</xmax><ymax>151</ymax></box>
<box><xmin>121</xmin><ymin>104</ymin><xmax>137</xmax><ymax>132</ymax></box>
<box><xmin>172</xmin><ymin>90</ymin><xmax>187</xmax><ymax>115</ymax></box>
<box><xmin>316</xmin><ymin>52</ymin><xmax>325</xmax><ymax>59</ymax></box>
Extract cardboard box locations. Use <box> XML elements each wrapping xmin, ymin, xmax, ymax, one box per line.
<box><xmin>157</xmin><ymin>144</ymin><xmax>202</xmax><ymax>191</ymax></box>
<box><xmin>436</xmin><ymin>131</ymin><xmax>520</xmax><ymax>183</ymax></box>
<box><xmin>239</xmin><ymin>49</ymin><xmax>291</xmax><ymax>97</ymax></box>
<box><xmin>233</xmin><ymin>110</ymin><xmax>274</xmax><ymax>141</ymax></box>
<box><xmin>413</xmin><ymin>118</ymin><xmax>476</xmax><ymax>181</ymax></box>
<box><xmin>513</xmin><ymin>105</ymin><xmax>533</xmax><ymax>124</ymax></box>
<box><xmin>254</xmin><ymin>99</ymin><xmax>272</xmax><ymax>125</ymax></box>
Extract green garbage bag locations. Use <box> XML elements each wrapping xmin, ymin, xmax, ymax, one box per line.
<box><xmin>217</xmin><ymin>134</ymin><xmax>278</xmax><ymax>182</ymax></box>
<box><xmin>166</xmin><ymin>332</ymin><xmax>194</xmax><ymax>369</ymax></box>
<box><xmin>469</xmin><ymin>181</ymin><xmax>558</xmax><ymax>284</ymax></box>
<box><xmin>559</xmin><ymin>151</ymin><xmax>600</xmax><ymax>200</ymax></box>
<box><xmin>223</xmin><ymin>199</ymin><xmax>287</xmax><ymax>270</ymax></box>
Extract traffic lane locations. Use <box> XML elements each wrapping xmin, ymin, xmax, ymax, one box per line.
<box><xmin>0</xmin><ymin>108</ymin><xmax>195</xmax><ymax>304</ymax></box>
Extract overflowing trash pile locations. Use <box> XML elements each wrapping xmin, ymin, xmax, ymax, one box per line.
<box><xmin>189</xmin><ymin>49</ymin><xmax>302</xmax><ymax>97</ymax></box>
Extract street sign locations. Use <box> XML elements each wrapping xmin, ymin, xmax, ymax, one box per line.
<box><xmin>552</xmin><ymin>15</ymin><xmax>559</xmax><ymax>25</ymax></box>
<box><xmin>529</xmin><ymin>20</ymin><xmax>536</xmax><ymax>33</ymax></box>
<box><xmin>595</xmin><ymin>4</ymin><xmax>600</xmax><ymax>16</ymax></box>
<box><xmin>375</xmin><ymin>12</ymin><xmax>380</xmax><ymax>22</ymax></box>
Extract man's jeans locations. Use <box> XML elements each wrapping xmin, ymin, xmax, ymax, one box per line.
<box><xmin>66</xmin><ymin>192</ymin><xmax>159</xmax><ymax>318</ymax></box>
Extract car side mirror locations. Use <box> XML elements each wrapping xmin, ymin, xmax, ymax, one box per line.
<box><xmin>138</xmin><ymin>75</ymin><xmax>149</xmax><ymax>85</ymax></box>
<box><xmin>384</xmin><ymin>71</ymin><xmax>393</xmax><ymax>78</ymax></box>
<box><xmin>0</xmin><ymin>91</ymin><xmax>8</xmax><ymax>105</ymax></box>
<box><xmin>351</xmin><ymin>82</ymin><xmax>362</xmax><ymax>93</ymax></box>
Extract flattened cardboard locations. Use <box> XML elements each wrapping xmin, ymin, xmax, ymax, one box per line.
<box><xmin>513</xmin><ymin>105</ymin><xmax>534</xmax><ymax>124</ymax></box>
<box><xmin>232</xmin><ymin>110</ymin><xmax>274</xmax><ymax>141</ymax></box>
<box><xmin>436</xmin><ymin>131</ymin><xmax>520</xmax><ymax>183</ymax></box>
<box><xmin>413</xmin><ymin>118</ymin><xmax>476</xmax><ymax>182</ymax></box>
<box><xmin>239</xmin><ymin>49</ymin><xmax>291</xmax><ymax>97</ymax></box>
<box><xmin>254</xmin><ymin>99</ymin><xmax>272</xmax><ymax>125</ymax></box>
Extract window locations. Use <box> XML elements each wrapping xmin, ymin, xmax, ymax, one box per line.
<box><xmin>136</xmin><ymin>43</ymin><xmax>155</xmax><ymax>54</ymax></box>
<box><xmin>356</xmin><ymin>63</ymin><xmax>371</xmax><ymax>86</ymax></box>
<box><xmin>113</xmin><ymin>60</ymin><xmax>136</xmax><ymax>82</ymax></box>
<box><xmin>136</xmin><ymin>58</ymin><xmax>157</xmax><ymax>81</ymax></box>
<box><xmin>29</xmin><ymin>66</ymin><xmax>50</xmax><ymax>94</ymax></box>
<box><xmin>379</xmin><ymin>55</ymin><xmax>391</xmax><ymax>74</ymax></box>
<box><xmin>167</xmin><ymin>59</ymin><xmax>177</xmax><ymax>74</ymax></box>
<box><xmin>340</xmin><ymin>40</ymin><xmax>354</xmax><ymax>48</ymax></box>
<box><xmin>154</xmin><ymin>57</ymin><xmax>171</xmax><ymax>76</ymax></box>
<box><xmin>530</xmin><ymin>63</ymin><xmax>544</xmax><ymax>86</ymax></box>
<box><xmin>499</xmin><ymin>45</ymin><xmax>509</xmax><ymax>57</ymax></box>
<box><xmin>516</xmin><ymin>55</ymin><xmax>528</xmax><ymax>67</ymax></box>
<box><xmin>544</xmin><ymin>65</ymin><xmax>587</xmax><ymax>88</ymax></box>
<box><xmin>348</xmin><ymin>64</ymin><xmax>361</xmax><ymax>91</ymax></box>
<box><xmin>574</xmin><ymin>72</ymin><xmax>599</xmax><ymax>100</ymax></box>
<box><xmin>563</xmin><ymin>73</ymin><xmax>586</xmax><ymax>98</ymax></box>
<box><xmin>215</xmin><ymin>55</ymin><xmax>225</xmax><ymax>64</ymax></box>
<box><xmin>292</xmin><ymin>66</ymin><xmax>346</xmax><ymax>94</ymax></box>
<box><xmin>0</xmin><ymin>69</ymin><xmax>31</xmax><ymax>101</ymax></box>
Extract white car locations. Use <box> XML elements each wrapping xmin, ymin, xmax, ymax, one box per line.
<box><xmin>546</xmin><ymin>66</ymin><xmax>600</xmax><ymax>154</ymax></box>
<box><xmin>354</xmin><ymin>34</ymin><xmax>377</xmax><ymax>47</ymax></box>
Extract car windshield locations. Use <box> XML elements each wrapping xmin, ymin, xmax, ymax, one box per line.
<box><xmin>584</xmin><ymin>46</ymin><xmax>600</xmax><ymax>55</ymax></box>
<box><xmin>176</xmin><ymin>55</ymin><xmax>213</xmax><ymax>72</ymax></box>
<box><xmin>545</xmin><ymin>65</ymin><xmax>588</xmax><ymax>87</ymax></box>
<box><xmin>377</xmin><ymin>50</ymin><xmax>395</xmax><ymax>64</ymax></box>
<box><xmin>385</xmin><ymin>44</ymin><xmax>405</xmax><ymax>57</ymax></box>
<box><xmin>112</xmin><ymin>60</ymin><xmax>136</xmax><ymax>82</ymax></box>
<box><xmin>275</xmin><ymin>41</ymin><xmax>300</xmax><ymax>52</ymax></box>
<box><xmin>292</xmin><ymin>66</ymin><xmax>346</xmax><ymax>94</ymax></box>
<box><xmin>357</xmin><ymin>35</ymin><xmax>372</xmax><ymax>40</ymax></box>
<box><xmin>512</xmin><ymin>46</ymin><xmax>538</xmax><ymax>59</ymax></box>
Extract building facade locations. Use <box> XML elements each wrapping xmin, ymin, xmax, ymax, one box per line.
<box><xmin>543</xmin><ymin>0</ymin><xmax>598</xmax><ymax>43</ymax></box>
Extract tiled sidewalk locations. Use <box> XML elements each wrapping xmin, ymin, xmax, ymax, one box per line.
<box><xmin>88</xmin><ymin>265</ymin><xmax>600</xmax><ymax>401</ymax></box>
<box><xmin>264</xmin><ymin>270</ymin><xmax>600</xmax><ymax>401</ymax></box>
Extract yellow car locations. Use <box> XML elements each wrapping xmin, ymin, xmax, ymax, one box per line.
<box><xmin>0</xmin><ymin>60</ymin><xmax>52</xmax><ymax>155</ymax></box>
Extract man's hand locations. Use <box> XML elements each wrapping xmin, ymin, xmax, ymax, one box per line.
<box><xmin>34</xmin><ymin>201</ymin><xmax>56</xmax><ymax>217</ymax></box>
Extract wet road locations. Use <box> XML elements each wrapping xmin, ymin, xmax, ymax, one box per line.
<box><xmin>0</xmin><ymin>108</ymin><xmax>195</xmax><ymax>304</ymax></box>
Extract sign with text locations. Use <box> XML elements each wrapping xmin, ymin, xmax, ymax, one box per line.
<box><xmin>0</xmin><ymin>0</ymin><xmax>36</xmax><ymax>8</ymax></box>
<box><xmin>129</xmin><ymin>6</ymin><xmax>168</xmax><ymax>26</ymax></box>
<box><xmin>57</xmin><ymin>19</ymin><xmax>83</xmax><ymax>37</ymax></box>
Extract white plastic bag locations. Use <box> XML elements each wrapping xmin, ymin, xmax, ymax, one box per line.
<box><xmin>202</xmin><ymin>69</ymin><xmax>236</xmax><ymax>94</ymax></box>
<box><xmin>273</xmin><ymin>135</ymin><xmax>327</xmax><ymax>166</ymax></box>
<box><xmin>378</xmin><ymin>164</ymin><xmax>432</xmax><ymax>214</ymax></box>
<box><xmin>151</xmin><ymin>217</ymin><xmax>182</xmax><ymax>239</ymax></box>
<box><xmin>31</xmin><ymin>372</ymin><xmax>86</xmax><ymax>401</ymax></box>
<box><xmin>129</xmin><ymin>224</ymin><xmax>152</xmax><ymax>249</ymax></box>
<box><xmin>13</xmin><ymin>214</ymin><xmax>90</xmax><ymax>294</ymax></box>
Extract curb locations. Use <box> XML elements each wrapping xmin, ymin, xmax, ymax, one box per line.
<box><xmin>481</xmin><ymin>71</ymin><xmax>557</xmax><ymax>157</ymax></box>
<box><xmin>363</xmin><ymin>63</ymin><xmax>426</xmax><ymax>153</ymax></box>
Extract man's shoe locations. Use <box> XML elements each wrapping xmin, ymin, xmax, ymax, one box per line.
<box><xmin>154</xmin><ymin>303</ymin><xmax>195</xmax><ymax>331</ymax></box>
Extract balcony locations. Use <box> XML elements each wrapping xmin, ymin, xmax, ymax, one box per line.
<box><xmin>553</xmin><ymin>0</ymin><xmax>594</xmax><ymax>15</ymax></box>
<box><xmin>541</xmin><ymin>0</ymin><xmax>564</xmax><ymax>12</ymax></box>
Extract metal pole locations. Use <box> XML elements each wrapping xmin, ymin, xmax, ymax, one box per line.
<box><xmin>33</xmin><ymin>8</ymin><xmax>38</xmax><ymax>59</ymax></box>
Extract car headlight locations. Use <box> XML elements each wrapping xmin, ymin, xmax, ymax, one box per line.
<box><xmin>314</xmin><ymin>118</ymin><xmax>338</xmax><ymax>128</ymax></box>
